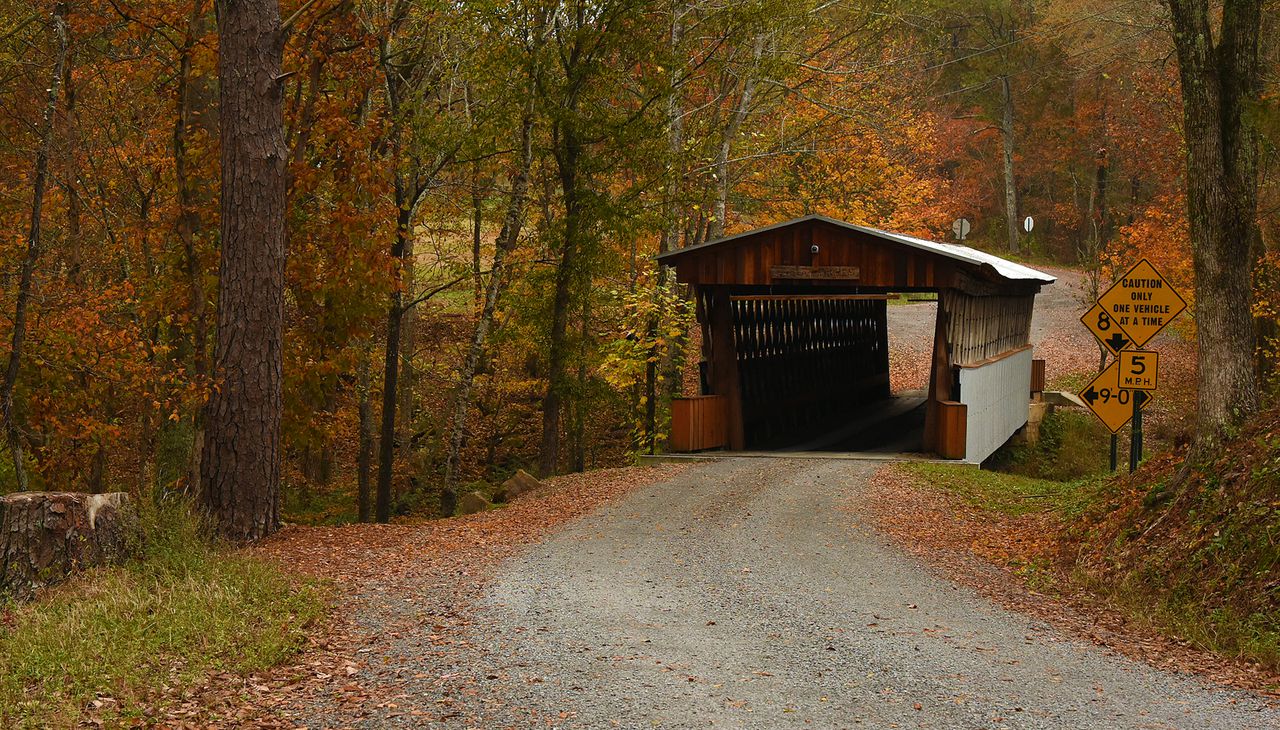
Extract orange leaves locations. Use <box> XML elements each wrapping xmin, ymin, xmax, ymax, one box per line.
<box><xmin>1109</xmin><ymin>195</ymin><xmax>1195</xmax><ymax>324</ymax></box>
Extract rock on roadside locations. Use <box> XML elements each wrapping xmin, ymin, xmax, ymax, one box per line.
<box><xmin>495</xmin><ymin>470</ymin><xmax>541</xmax><ymax>503</ymax></box>
<box><xmin>457</xmin><ymin>491</ymin><xmax>492</xmax><ymax>516</ymax></box>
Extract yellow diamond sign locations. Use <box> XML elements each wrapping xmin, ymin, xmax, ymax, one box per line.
<box><xmin>1080</xmin><ymin>302</ymin><xmax>1132</xmax><ymax>356</ymax></box>
<box><xmin>1080</xmin><ymin>360</ymin><xmax>1151</xmax><ymax>433</ymax></box>
<box><xmin>1098</xmin><ymin>259</ymin><xmax>1187</xmax><ymax>347</ymax></box>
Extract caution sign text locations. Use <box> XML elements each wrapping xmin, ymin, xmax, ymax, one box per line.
<box><xmin>1098</xmin><ymin>259</ymin><xmax>1187</xmax><ymax>347</ymax></box>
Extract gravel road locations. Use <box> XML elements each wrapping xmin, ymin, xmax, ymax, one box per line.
<box><xmin>359</xmin><ymin>458</ymin><xmax>1276</xmax><ymax>729</ymax></box>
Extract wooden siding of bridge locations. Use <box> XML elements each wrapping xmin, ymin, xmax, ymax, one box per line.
<box><xmin>922</xmin><ymin>291</ymin><xmax>1035</xmax><ymax>459</ymax></box>
<box><xmin>940</xmin><ymin>290</ymin><xmax>1034</xmax><ymax>366</ymax></box>
<box><xmin>671</xmin><ymin>219</ymin><xmax>959</xmax><ymax>290</ymax></box>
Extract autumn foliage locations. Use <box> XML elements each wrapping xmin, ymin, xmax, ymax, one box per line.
<box><xmin>0</xmin><ymin>0</ymin><xmax>1275</xmax><ymax>518</ymax></box>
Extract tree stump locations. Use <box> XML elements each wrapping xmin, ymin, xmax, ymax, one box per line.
<box><xmin>0</xmin><ymin>492</ymin><xmax>134</xmax><ymax>601</ymax></box>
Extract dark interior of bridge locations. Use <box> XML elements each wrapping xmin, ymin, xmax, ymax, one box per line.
<box><xmin>721</xmin><ymin>292</ymin><xmax>928</xmax><ymax>453</ymax></box>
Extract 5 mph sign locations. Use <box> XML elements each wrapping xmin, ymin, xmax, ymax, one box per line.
<box><xmin>1119</xmin><ymin>350</ymin><xmax>1158</xmax><ymax>391</ymax></box>
<box><xmin>1079</xmin><ymin>259</ymin><xmax>1185</xmax><ymax>471</ymax></box>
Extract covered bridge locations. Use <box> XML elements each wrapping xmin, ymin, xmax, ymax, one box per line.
<box><xmin>658</xmin><ymin>214</ymin><xmax>1055</xmax><ymax>463</ymax></box>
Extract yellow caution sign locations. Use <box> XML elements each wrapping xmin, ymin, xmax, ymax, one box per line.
<box><xmin>1098</xmin><ymin>259</ymin><xmax>1187</xmax><ymax>347</ymax></box>
<box><xmin>1080</xmin><ymin>360</ymin><xmax>1151</xmax><ymax>433</ymax></box>
<box><xmin>1081</xmin><ymin>302</ymin><xmax>1132</xmax><ymax>356</ymax></box>
<box><xmin>1118</xmin><ymin>350</ymin><xmax>1159</xmax><ymax>391</ymax></box>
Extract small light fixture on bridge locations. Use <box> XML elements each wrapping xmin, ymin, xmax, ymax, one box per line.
<box><xmin>810</xmin><ymin>244</ymin><xmax>820</xmax><ymax>254</ymax></box>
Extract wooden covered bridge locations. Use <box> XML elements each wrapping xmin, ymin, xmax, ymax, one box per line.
<box><xmin>658</xmin><ymin>215</ymin><xmax>1055</xmax><ymax>463</ymax></box>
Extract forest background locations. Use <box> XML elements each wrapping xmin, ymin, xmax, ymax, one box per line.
<box><xmin>1</xmin><ymin>0</ymin><xmax>1277</xmax><ymax>524</ymax></box>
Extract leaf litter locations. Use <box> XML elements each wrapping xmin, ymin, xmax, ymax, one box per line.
<box><xmin>144</xmin><ymin>463</ymin><xmax>686</xmax><ymax>728</ymax></box>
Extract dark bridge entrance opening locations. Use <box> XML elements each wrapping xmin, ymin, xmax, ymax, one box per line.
<box><xmin>713</xmin><ymin>292</ymin><xmax>898</xmax><ymax>451</ymax></box>
<box><xmin>662</xmin><ymin>215</ymin><xmax>1055</xmax><ymax>462</ymax></box>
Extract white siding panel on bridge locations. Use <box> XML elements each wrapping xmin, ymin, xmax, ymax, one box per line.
<box><xmin>958</xmin><ymin>348</ymin><xmax>1033</xmax><ymax>463</ymax></box>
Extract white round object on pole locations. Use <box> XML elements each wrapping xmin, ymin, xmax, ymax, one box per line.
<box><xmin>1024</xmin><ymin>216</ymin><xmax>1035</xmax><ymax>232</ymax></box>
<box><xmin>951</xmin><ymin>218</ymin><xmax>971</xmax><ymax>240</ymax></box>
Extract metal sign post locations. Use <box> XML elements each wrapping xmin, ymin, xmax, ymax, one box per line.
<box><xmin>1129</xmin><ymin>401</ymin><xmax>1143</xmax><ymax>473</ymax></box>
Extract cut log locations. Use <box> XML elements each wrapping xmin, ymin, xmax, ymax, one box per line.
<box><xmin>0</xmin><ymin>492</ymin><xmax>134</xmax><ymax>601</ymax></box>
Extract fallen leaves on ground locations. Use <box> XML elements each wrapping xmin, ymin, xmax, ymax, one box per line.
<box><xmin>865</xmin><ymin>464</ymin><xmax>1280</xmax><ymax>699</ymax></box>
<box><xmin>144</xmin><ymin>463</ymin><xmax>686</xmax><ymax>728</ymax></box>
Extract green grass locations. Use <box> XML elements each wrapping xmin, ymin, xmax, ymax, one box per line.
<box><xmin>0</xmin><ymin>495</ymin><xmax>325</xmax><ymax>728</ymax></box>
<box><xmin>886</xmin><ymin>292</ymin><xmax>938</xmax><ymax>306</ymax></box>
<box><xmin>902</xmin><ymin>462</ymin><xmax>1105</xmax><ymax>518</ymax></box>
<box><xmin>1074</xmin><ymin>570</ymin><xmax>1280</xmax><ymax>673</ymax></box>
<box><xmin>988</xmin><ymin>409</ymin><xmax>1112</xmax><ymax>481</ymax></box>
<box><xmin>901</xmin><ymin>410</ymin><xmax>1113</xmax><ymax>518</ymax></box>
<box><xmin>1080</xmin><ymin>429</ymin><xmax>1280</xmax><ymax>672</ymax></box>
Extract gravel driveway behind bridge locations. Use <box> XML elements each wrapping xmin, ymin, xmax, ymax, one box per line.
<box><xmin>887</xmin><ymin>267</ymin><xmax>1099</xmax><ymax>391</ymax></box>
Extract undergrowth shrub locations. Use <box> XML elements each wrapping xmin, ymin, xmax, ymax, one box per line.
<box><xmin>986</xmin><ymin>409</ymin><xmax>1110</xmax><ymax>481</ymax></box>
<box><xmin>1073</xmin><ymin>408</ymin><xmax>1280</xmax><ymax>672</ymax></box>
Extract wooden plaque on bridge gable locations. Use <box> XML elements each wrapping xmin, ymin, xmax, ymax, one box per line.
<box><xmin>770</xmin><ymin>265</ymin><xmax>861</xmax><ymax>281</ymax></box>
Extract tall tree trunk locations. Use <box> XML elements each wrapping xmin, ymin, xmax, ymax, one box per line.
<box><xmin>710</xmin><ymin>137</ymin><xmax>732</xmax><ymax>241</ymax></box>
<box><xmin>88</xmin><ymin>441</ymin><xmax>107</xmax><ymax>494</ymax></box>
<box><xmin>471</xmin><ymin>161</ymin><xmax>486</xmax><ymax>309</ymax></box>
<box><xmin>1000</xmin><ymin>74</ymin><xmax>1020</xmax><ymax>254</ymax></box>
<box><xmin>539</xmin><ymin>117</ymin><xmax>584</xmax><ymax>477</ymax></box>
<box><xmin>1167</xmin><ymin>0</ymin><xmax>1263</xmax><ymax>449</ymax></box>
<box><xmin>357</xmin><ymin>343</ymin><xmax>373</xmax><ymax>522</ymax></box>
<box><xmin>300</xmin><ymin>377</ymin><xmax>335</xmax><ymax>492</ymax></box>
<box><xmin>372</xmin><ymin>6</ymin><xmax>426</xmax><ymax>523</ymax></box>
<box><xmin>396</xmin><ymin>232</ymin><xmax>416</xmax><ymax>483</ymax></box>
<box><xmin>571</xmin><ymin>287</ymin><xmax>590</xmax><ymax>473</ymax></box>
<box><xmin>1093</xmin><ymin>77</ymin><xmax>1110</xmax><ymax>243</ymax></box>
<box><xmin>201</xmin><ymin>0</ymin><xmax>287</xmax><ymax>543</ymax></box>
<box><xmin>1</xmin><ymin>4</ymin><xmax>68</xmax><ymax>492</ymax></box>
<box><xmin>709</xmin><ymin>35</ymin><xmax>764</xmax><ymax>242</ymax></box>
<box><xmin>539</xmin><ymin>206</ymin><xmax>577</xmax><ymax>477</ymax></box>
<box><xmin>540</xmin><ymin>223</ymin><xmax>576</xmax><ymax>474</ymax></box>
<box><xmin>62</xmin><ymin>49</ymin><xmax>82</xmax><ymax>285</ymax></box>
<box><xmin>443</xmin><ymin>111</ymin><xmax>534</xmax><ymax>509</ymax></box>
<box><xmin>644</xmin><ymin>3</ymin><xmax>687</xmax><ymax>454</ymax></box>
<box><xmin>375</xmin><ymin>205</ymin><xmax>412</xmax><ymax>523</ymax></box>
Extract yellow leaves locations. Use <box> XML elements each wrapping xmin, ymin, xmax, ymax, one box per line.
<box><xmin>598</xmin><ymin>277</ymin><xmax>695</xmax><ymax>397</ymax></box>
